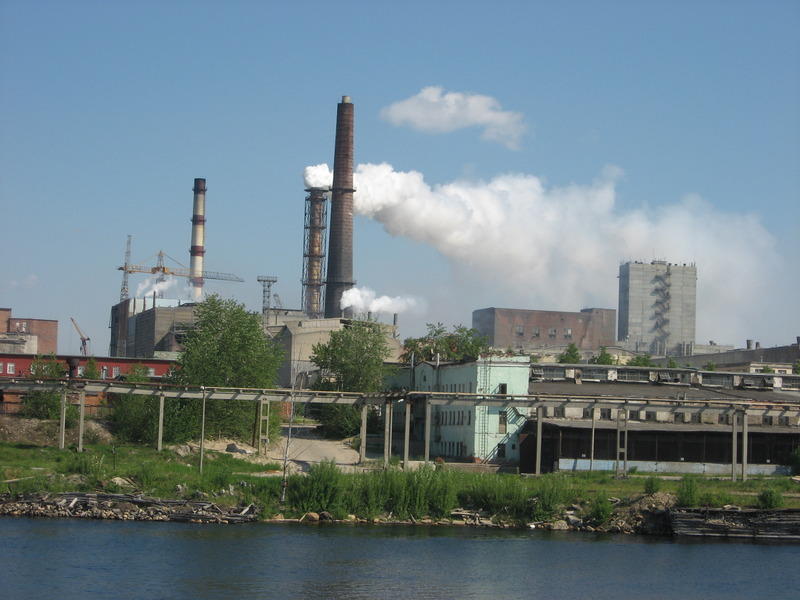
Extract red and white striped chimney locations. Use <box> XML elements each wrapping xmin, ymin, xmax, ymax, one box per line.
<box><xmin>190</xmin><ymin>178</ymin><xmax>206</xmax><ymax>300</ymax></box>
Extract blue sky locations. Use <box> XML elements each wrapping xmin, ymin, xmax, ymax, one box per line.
<box><xmin>1</xmin><ymin>0</ymin><xmax>798</xmax><ymax>355</ymax></box>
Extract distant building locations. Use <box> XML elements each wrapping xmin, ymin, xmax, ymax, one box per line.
<box><xmin>655</xmin><ymin>338</ymin><xmax>800</xmax><ymax>373</ymax></box>
<box><xmin>0</xmin><ymin>308</ymin><xmax>58</xmax><ymax>355</ymax></box>
<box><xmin>618</xmin><ymin>261</ymin><xmax>696</xmax><ymax>356</ymax></box>
<box><xmin>109</xmin><ymin>298</ymin><xmax>197</xmax><ymax>358</ymax></box>
<box><xmin>472</xmin><ymin>307</ymin><xmax>616</xmax><ymax>354</ymax></box>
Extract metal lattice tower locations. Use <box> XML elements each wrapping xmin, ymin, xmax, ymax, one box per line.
<box><xmin>301</xmin><ymin>187</ymin><xmax>329</xmax><ymax>319</ymax></box>
<box><xmin>120</xmin><ymin>235</ymin><xmax>132</xmax><ymax>302</ymax></box>
<box><xmin>257</xmin><ymin>276</ymin><xmax>278</xmax><ymax>326</ymax></box>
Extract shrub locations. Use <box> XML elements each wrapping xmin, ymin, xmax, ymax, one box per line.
<box><xmin>757</xmin><ymin>488</ymin><xmax>783</xmax><ymax>509</ymax></box>
<box><xmin>318</xmin><ymin>404</ymin><xmax>361</xmax><ymax>439</ymax></box>
<box><xmin>644</xmin><ymin>476</ymin><xmax>661</xmax><ymax>495</ymax></box>
<box><xmin>587</xmin><ymin>495</ymin><xmax>613</xmax><ymax>524</ymax></box>
<box><xmin>288</xmin><ymin>460</ymin><xmax>346</xmax><ymax>517</ymax></box>
<box><xmin>677</xmin><ymin>476</ymin><xmax>699</xmax><ymax>507</ymax></box>
<box><xmin>21</xmin><ymin>392</ymin><xmax>78</xmax><ymax>426</ymax></box>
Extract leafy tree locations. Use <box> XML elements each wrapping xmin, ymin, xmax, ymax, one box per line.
<box><xmin>557</xmin><ymin>343</ymin><xmax>581</xmax><ymax>364</ymax></box>
<box><xmin>110</xmin><ymin>364</ymin><xmax>158</xmax><ymax>443</ymax></box>
<box><xmin>400</xmin><ymin>323</ymin><xmax>488</xmax><ymax>363</ymax></box>
<box><xmin>667</xmin><ymin>358</ymin><xmax>678</xmax><ymax>369</ymax></box>
<box><xmin>588</xmin><ymin>347</ymin><xmax>614</xmax><ymax>365</ymax></box>
<box><xmin>627</xmin><ymin>354</ymin><xmax>656</xmax><ymax>367</ymax></box>
<box><xmin>702</xmin><ymin>361</ymin><xmax>716</xmax><ymax>371</ymax></box>
<box><xmin>21</xmin><ymin>355</ymin><xmax>76</xmax><ymax>424</ymax></box>
<box><xmin>170</xmin><ymin>295</ymin><xmax>283</xmax><ymax>441</ymax></box>
<box><xmin>82</xmin><ymin>357</ymin><xmax>101</xmax><ymax>380</ymax></box>
<box><xmin>794</xmin><ymin>360</ymin><xmax>800</xmax><ymax>375</ymax></box>
<box><xmin>311</xmin><ymin>321</ymin><xmax>392</xmax><ymax>438</ymax></box>
<box><xmin>760</xmin><ymin>365</ymin><xmax>775</xmax><ymax>374</ymax></box>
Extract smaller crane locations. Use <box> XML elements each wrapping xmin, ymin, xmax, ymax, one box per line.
<box><xmin>70</xmin><ymin>318</ymin><xmax>91</xmax><ymax>357</ymax></box>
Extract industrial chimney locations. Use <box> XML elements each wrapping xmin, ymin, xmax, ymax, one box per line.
<box><xmin>324</xmin><ymin>96</ymin><xmax>355</xmax><ymax>318</ymax></box>
<box><xmin>190</xmin><ymin>178</ymin><xmax>206</xmax><ymax>300</ymax></box>
<box><xmin>302</xmin><ymin>187</ymin><xmax>329</xmax><ymax>318</ymax></box>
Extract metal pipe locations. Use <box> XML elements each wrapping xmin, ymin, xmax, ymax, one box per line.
<box><xmin>190</xmin><ymin>178</ymin><xmax>207</xmax><ymax>300</ymax></box>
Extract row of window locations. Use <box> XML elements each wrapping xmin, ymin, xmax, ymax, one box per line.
<box><xmin>515</xmin><ymin>326</ymin><xmax>573</xmax><ymax>339</ymax></box>
<box><xmin>561</xmin><ymin>407</ymin><xmax>792</xmax><ymax>427</ymax></box>
<box><xmin>438</xmin><ymin>409</ymin><xmax>471</xmax><ymax>427</ymax></box>
<box><xmin>440</xmin><ymin>382</ymin><xmax>472</xmax><ymax>393</ymax></box>
<box><xmin>438</xmin><ymin>440</ymin><xmax>467</xmax><ymax>457</ymax></box>
<box><xmin>0</xmin><ymin>363</ymin><xmax>16</xmax><ymax>375</ymax></box>
<box><xmin>0</xmin><ymin>363</ymin><xmax>157</xmax><ymax>379</ymax></box>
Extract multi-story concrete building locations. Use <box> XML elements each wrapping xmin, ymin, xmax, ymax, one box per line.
<box><xmin>0</xmin><ymin>308</ymin><xmax>58</xmax><ymax>355</ymax></box>
<box><xmin>389</xmin><ymin>355</ymin><xmax>531</xmax><ymax>463</ymax></box>
<box><xmin>472</xmin><ymin>307</ymin><xmax>616</xmax><ymax>354</ymax></box>
<box><xmin>108</xmin><ymin>298</ymin><xmax>197</xmax><ymax>358</ymax></box>
<box><xmin>618</xmin><ymin>261</ymin><xmax>696</xmax><ymax>356</ymax></box>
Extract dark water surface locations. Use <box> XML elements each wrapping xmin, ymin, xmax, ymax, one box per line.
<box><xmin>3</xmin><ymin>518</ymin><xmax>798</xmax><ymax>600</ymax></box>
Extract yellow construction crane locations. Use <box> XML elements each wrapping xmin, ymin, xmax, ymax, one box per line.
<box><xmin>118</xmin><ymin>250</ymin><xmax>244</xmax><ymax>286</ymax></box>
<box><xmin>70</xmin><ymin>317</ymin><xmax>91</xmax><ymax>357</ymax></box>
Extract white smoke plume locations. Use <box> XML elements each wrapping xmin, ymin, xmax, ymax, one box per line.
<box><xmin>341</xmin><ymin>286</ymin><xmax>422</xmax><ymax>315</ymax></box>
<box><xmin>135</xmin><ymin>276</ymin><xmax>179</xmax><ymax>299</ymax></box>
<box><xmin>303</xmin><ymin>164</ymin><xmax>333</xmax><ymax>189</ymax></box>
<box><xmin>380</xmin><ymin>86</ymin><xmax>527</xmax><ymax>149</ymax></box>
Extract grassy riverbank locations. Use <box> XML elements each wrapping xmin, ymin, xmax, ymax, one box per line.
<box><xmin>2</xmin><ymin>442</ymin><xmax>798</xmax><ymax>526</ymax></box>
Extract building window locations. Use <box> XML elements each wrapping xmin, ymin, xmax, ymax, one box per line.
<box><xmin>497</xmin><ymin>443</ymin><xmax>506</xmax><ymax>459</ymax></box>
<box><xmin>548</xmin><ymin>328</ymin><xmax>557</xmax><ymax>338</ymax></box>
<box><xmin>101</xmin><ymin>366</ymin><xmax>108</xmax><ymax>379</ymax></box>
<box><xmin>762</xmin><ymin>416</ymin><xmax>773</xmax><ymax>426</ymax></box>
<box><xmin>78</xmin><ymin>366</ymin><xmax>85</xmax><ymax>376</ymax></box>
<box><xmin>112</xmin><ymin>367</ymin><xmax>121</xmax><ymax>378</ymax></box>
<box><xmin>467</xmin><ymin>411</ymin><xmax>471</xmax><ymax>426</ymax></box>
<box><xmin>515</xmin><ymin>325</ymin><xmax>524</xmax><ymax>337</ymax></box>
<box><xmin>600</xmin><ymin>408</ymin><xmax>612</xmax><ymax>420</ymax></box>
<box><xmin>564</xmin><ymin>328</ymin><xmax>572</xmax><ymax>339</ymax></box>
<box><xmin>148</xmin><ymin>368</ymin><xmax>156</xmax><ymax>377</ymax></box>
<box><xmin>498</xmin><ymin>383</ymin><xmax>508</xmax><ymax>394</ymax></box>
<box><xmin>498</xmin><ymin>410</ymin><xmax>507</xmax><ymax>434</ymax></box>
<box><xmin>531</xmin><ymin>327</ymin><xmax>540</xmax><ymax>338</ymax></box>
<box><xmin>7</xmin><ymin>363</ymin><xmax>15</xmax><ymax>375</ymax></box>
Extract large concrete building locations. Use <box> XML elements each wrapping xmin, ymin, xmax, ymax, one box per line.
<box><xmin>108</xmin><ymin>298</ymin><xmax>197</xmax><ymax>358</ymax></box>
<box><xmin>0</xmin><ymin>308</ymin><xmax>58</xmax><ymax>355</ymax></box>
<box><xmin>618</xmin><ymin>261</ymin><xmax>696</xmax><ymax>356</ymax></box>
<box><xmin>472</xmin><ymin>307</ymin><xmax>616</xmax><ymax>354</ymax></box>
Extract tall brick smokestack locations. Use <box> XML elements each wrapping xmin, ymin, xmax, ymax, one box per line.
<box><xmin>324</xmin><ymin>96</ymin><xmax>355</xmax><ymax>318</ymax></box>
<box><xmin>190</xmin><ymin>178</ymin><xmax>206</xmax><ymax>300</ymax></box>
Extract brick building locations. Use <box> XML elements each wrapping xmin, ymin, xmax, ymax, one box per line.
<box><xmin>472</xmin><ymin>307</ymin><xmax>616</xmax><ymax>354</ymax></box>
<box><xmin>0</xmin><ymin>308</ymin><xmax>58</xmax><ymax>355</ymax></box>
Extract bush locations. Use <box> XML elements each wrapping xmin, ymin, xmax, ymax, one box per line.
<box><xmin>288</xmin><ymin>460</ymin><xmax>346</xmax><ymax>517</ymax></box>
<box><xmin>757</xmin><ymin>488</ymin><xmax>783</xmax><ymax>509</ymax></box>
<box><xmin>644</xmin><ymin>476</ymin><xmax>661</xmax><ymax>495</ymax></box>
<box><xmin>21</xmin><ymin>392</ymin><xmax>78</xmax><ymax>426</ymax></box>
<box><xmin>587</xmin><ymin>495</ymin><xmax>613</xmax><ymax>524</ymax></box>
<box><xmin>318</xmin><ymin>404</ymin><xmax>361</xmax><ymax>439</ymax></box>
<box><xmin>677</xmin><ymin>476</ymin><xmax>699</xmax><ymax>507</ymax></box>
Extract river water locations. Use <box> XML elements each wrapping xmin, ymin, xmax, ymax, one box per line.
<box><xmin>3</xmin><ymin>518</ymin><xmax>798</xmax><ymax>600</ymax></box>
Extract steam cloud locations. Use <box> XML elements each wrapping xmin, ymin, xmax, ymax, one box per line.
<box><xmin>303</xmin><ymin>164</ymin><xmax>333</xmax><ymax>189</ymax></box>
<box><xmin>135</xmin><ymin>276</ymin><xmax>179</xmax><ymax>299</ymax></box>
<box><xmin>302</xmin><ymin>160</ymin><xmax>787</xmax><ymax>343</ymax></box>
<box><xmin>341</xmin><ymin>286</ymin><xmax>422</xmax><ymax>315</ymax></box>
<box><xmin>380</xmin><ymin>87</ymin><xmax>527</xmax><ymax>149</ymax></box>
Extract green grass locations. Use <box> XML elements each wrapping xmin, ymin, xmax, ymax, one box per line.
<box><xmin>2</xmin><ymin>443</ymin><xmax>799</xmax><ymax>522</ymax></box>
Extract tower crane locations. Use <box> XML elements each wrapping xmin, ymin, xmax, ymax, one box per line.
<box><xmin>117</xmin><ymin>249</ymin><xmax>244</xmax><ymax>296</ymax></box>
<box><xmin>70</xmin><ymin>318</ymin><xmax>91</xmax><ymax>357</ymax></box>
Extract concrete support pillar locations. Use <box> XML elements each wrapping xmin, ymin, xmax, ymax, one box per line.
<box><xmin>59</xmin><ymin>390</ymin><xmax>67</xmax><ymax>450</ymax></box>
<box><xmin>742</xmin><ymin>411</ymin><xmax>749</xmax><ymax>481</ymax></box>
<box><xmin>157</xmin><ymin>393</ymin><xmax>165</xmax><ymax>452</ymax></box>
<box><xmin>359</xmin><ymin>403</ymin><xmax>368</xmax><ymax>464</ymax></box>
<box><xmin>615</xmin><ymin>410</ymin><xmax>621</xmax><ymax>475</ymax></box>
<box><xmin>730</xmin><ymin>410</ymin><xmax>738</xmax><ymax>482</ymax></box>
<box><xmin>535</xmin><ymin>404</ymin><xmax>543</xmax><ymax>475</ymax></box>
<box><xmin>403</xmin><ymin>400</ymin><xmax>411</xmax><ymax>469</ymax></box>
<box><xmin>77</xmin><ymin>390</ymin><xmax>85</xmax><ymax>452</ymax></box>
<box><xmin>623</xmin><ymin>410</ymin><xmax>629</xmax><ymax>474</ymax></box>
<box><xmin>383</xmin><ymin>400</ymin><xmax>391</xmax><ymax>467</ymax></box>
<box><xmin>199</xmin><ymin>390</ymin><xmax>207</xmax><ymax>474</ymax></box>
<box><xmin>424</xmin><ymin>399</ymin><xmax>431</xmax><ymax>463</ymax></box>
<box><xmin>590</xmin><ymin>408</ymin><xmax>596</xmax><ymax>472</ymax></box>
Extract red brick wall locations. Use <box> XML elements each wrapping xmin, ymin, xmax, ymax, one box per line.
<box><xmin>8</xmin><ymin>318</ymin><xmax>58</xmax><ymax>354</ymax></box>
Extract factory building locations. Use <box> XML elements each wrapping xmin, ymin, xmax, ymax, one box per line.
<box><xmin>655</xmin><ymin>338</ymin><xmax>800</xmax><ymax>373</ymax></box>
<box><xmin>388</xmin><ymin>356</ymin><xmax>531</xmax><ymax>462</ymax></box>
<box><xmin>472</xmin><ymin>307</ymin><xmax>616</xmax><ymax>354</ymax></box>
<box><xmin>0</xmin><ymin>308</ymin><xmax>58</xmax><ymax>355</ymax></box>
<box><xmin>109</xmin><ymin>298</ymin><xmax>197</xmax><ymax>359</ymax></box>
<box><xmin>618</xmin><ymin>260</ymin><xmax>697</xmax><ymax>356</ymax></box>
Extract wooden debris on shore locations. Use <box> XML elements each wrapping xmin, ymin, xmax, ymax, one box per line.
<box><xmin>0</xmin><ymin>492</ymin><xmax>259</xmax><ymax>524</ymax></box>
<box><xmin>671</xmin><ymin>508</ymin><xmax>800</xmax><ymax>541</ymax></box>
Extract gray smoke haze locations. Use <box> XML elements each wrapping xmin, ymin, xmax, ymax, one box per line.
<box><xmin>305</xmin><ymin>162</ymin><xmax>790</xmax><ymax>345</ymax></box>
